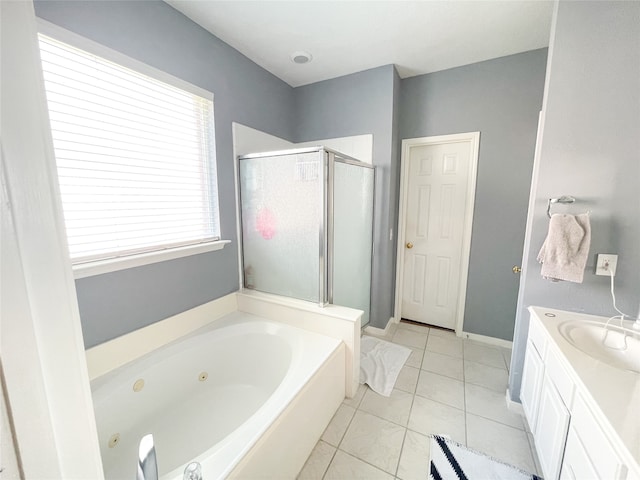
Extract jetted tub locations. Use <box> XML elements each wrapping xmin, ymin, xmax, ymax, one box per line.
<box><xmin>90</xmin><ymin>311</ymin><xmax>346</xmax><ymax>479</ymax></box>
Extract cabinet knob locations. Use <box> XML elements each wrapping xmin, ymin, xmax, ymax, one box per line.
<box><xmin>513</xmin><ymin>265</ymin><xmax>522</xmax><ymax>274</ymax></box>
<box><xmin>406</xmin><ymin>242</ymin><xmax>414</xmax><ymax>249</ymax></box>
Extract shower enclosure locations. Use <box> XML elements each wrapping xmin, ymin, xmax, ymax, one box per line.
<box><xmin>238</xmin><ymin>147</ymin><xmax>375</xmax><ymax>325</ymax></box>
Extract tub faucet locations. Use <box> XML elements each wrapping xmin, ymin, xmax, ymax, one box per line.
<box><xmin>137</xmin><ymin>434</ymin><xmax>158</xmax><ymax>480</ymax></box>
<box><xmin>183</xmin><ymin>462</ymin><xmax>202</xmax><ymax>480</ymax></box>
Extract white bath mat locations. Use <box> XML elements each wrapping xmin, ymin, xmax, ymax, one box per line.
<box><xmin>429</xmin><ymin>435</ymin><xmax>542</xmax><ymax>480</ymax></box>
<box><xmin>359</xmin><ymin>335</ymin><xmax>411</xmax><ymax>396</ymax></box>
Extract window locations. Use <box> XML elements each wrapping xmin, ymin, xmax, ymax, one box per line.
<box><xmin>38</xmin><ymin>33</ymin><xmax>221</xmax><ymax>271</ymax></box>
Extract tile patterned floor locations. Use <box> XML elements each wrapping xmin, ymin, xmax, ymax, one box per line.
<box><xmin>297</xmin><ymin>321</ymin><xmax>541</xmax><ymax>480</ymax></box>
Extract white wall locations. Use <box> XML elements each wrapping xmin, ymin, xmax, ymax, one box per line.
<box><xmin>232</xmin><ymin>123</ymin><xmax>295</xmax><ymax>157</ymax></box>
<box><xmin>297</xmin><ymin>135</ymin><xmax>373</xmax><ymax>164</ymax></box>
<box><xmin>233</xmin><ymin>123</ymin><xmax>373</xmax><ymax>163</ymax></box>
<box><xmin>1</xmin><ymin>2</ymin><xmax>103</xmax><ymax>477</ymax></box>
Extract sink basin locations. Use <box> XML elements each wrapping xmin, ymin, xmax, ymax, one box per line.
<box><xmin>558</xmin><ymin>320</ymin><xmax>640</xmax><ymax>374</ymax></box>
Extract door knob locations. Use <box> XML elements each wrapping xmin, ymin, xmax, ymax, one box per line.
<box><xmin>512</xmin><ymin>265</ymin><xmax>522</xmax><ymax>274</ymax></box>
<box><xmin>406</xmin><ymin>242</ymin><xmax>414</xmax><ymax>249</ymax></box>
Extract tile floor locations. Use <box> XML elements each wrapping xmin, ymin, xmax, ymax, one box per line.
<box><xmin>297</xmin><ymin>321</ymin><xmax>541</xmax><ymax>480</ymax></box>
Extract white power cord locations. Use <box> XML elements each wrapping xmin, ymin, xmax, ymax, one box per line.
<box><xmin>609</xmin><ymin>268</ymin><xmax>631</xmax><ymax>320</ymax></box>
<box><xmin>609</xmin><ymin>268</ymin><xmax>640</xmax><ymax>331</ymax></box>
<box><xmin>601</xmin><ymin>270</ymin><xmax>634</xmax><ymax>349</ymax></box>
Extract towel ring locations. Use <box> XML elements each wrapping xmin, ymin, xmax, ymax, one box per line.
<box><xmin>547</xmin><ymin>196</ymin><xmax>576</xmax><ymax>218</ymax></box>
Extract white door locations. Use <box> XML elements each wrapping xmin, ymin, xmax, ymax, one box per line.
<box><xmin>399</xmin><ymin>135</ymin><xmax>478</xmax><ymax>329</ymax></box>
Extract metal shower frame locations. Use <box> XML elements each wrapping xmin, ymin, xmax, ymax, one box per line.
<box><xmin>237</xmin><ymin>146</ymin><xmax>375</xmax><ymax>310</ymax></box>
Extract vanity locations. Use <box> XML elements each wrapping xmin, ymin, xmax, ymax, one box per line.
<box><xmin>521</xmin><ymin>307</ymin><xmax>640</xmax><ymax>480</ymax></box>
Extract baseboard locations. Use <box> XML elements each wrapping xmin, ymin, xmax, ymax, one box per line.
<box><xmin>462</xmin><ymin>331</ymin><xmax>513</xmax><ymax>349</ymax></box>
<box><xmin>364</xmin><ymin>317</ymin><xmax>395</xmax><ymax>336</ymax></box>
<box><xmin>505</xmin><ymin>388</ymin><xmax>524</xmax><ymax>415</ymax></box>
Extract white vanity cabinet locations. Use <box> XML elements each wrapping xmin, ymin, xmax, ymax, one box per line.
<box><xmin>535</xmin><ymin>373</ymin><xmax>570</xmax><ymax>479</ymax></box>
<box><xmin>563</xmin><ymin>393</ymin><xmax>626</xmax><ymax>480</ymax></box>
<box><xmin>520</xmin><ymin>342</ymin><xmax>544</xmax><ymax>430</ymax></box>
<box><xmin>521</xmin><ymin>315</ymin><xmax>570</xmax><ymax>480</ymax></box>
<box><xmin>560</xmin><ymin>427</ymin><xmax>600</xmax><ymax>480</ymax></box>
<box><xmin>522</xmin><ymin>308</ymin><xmax>640</xmax><ymax>480</ymax></box>
<box><xmin>520</xmin><ymin>317</ymin><xmax>546</xmax><ymax>431</ymax></box>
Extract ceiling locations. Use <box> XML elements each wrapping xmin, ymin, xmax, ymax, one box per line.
<box><xmin>165</xmin><ymin>1</ymin><xmax>554</xmax><ymax>88</ymax></box>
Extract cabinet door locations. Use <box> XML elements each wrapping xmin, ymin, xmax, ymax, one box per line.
<box><xmin>571</xmin><ymin>394</ymin><xmax>626</xmax><ymax>480</ymax></box>
<box><xmin>535</xmin><ymin>375</ymin><xmax>570</xmax><ymax>480</ymax></box>
<box><xmin>560</xmin><ymin>427</ymin><xmax>599</xmax><ymax>480</ymax></box>
<box><xmin>521</xmin><ymin>341</ymin><xmax>544</xmax><ymax>431</ymax></box>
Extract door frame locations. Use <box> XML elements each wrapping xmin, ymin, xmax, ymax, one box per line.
<box><xmin>2</xmin><ymin>2</ymin><xmax>104</xmax><ymax>477</ymax></box>
<box><xmin>394</xmin><ymin>132</ymin><xmax>480</xmax><ymax>335</ymax></box>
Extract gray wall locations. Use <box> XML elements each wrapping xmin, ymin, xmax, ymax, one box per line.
<box><xmin>294</xmin><ymin>65</ymin><xmax>400</xmax><ymax>328</ymax></box>
<box><xmin>35</xmin><ymin>1</ymin><xmax>296</xmax><ymax>347</ymax></box>
<box><xmin>400</xmin><ymin>49</ymin><xmax>548</xmax><ymax>340</ymax></box>
<box><xmin>35</xmin><ymin>1</ymin><xmax>554</xmax><ymax>345</ymax></box>
<box><xmin>509</xmin><ymin>0</ymin><xmax>640</xmax><ymax>399</ymax></box>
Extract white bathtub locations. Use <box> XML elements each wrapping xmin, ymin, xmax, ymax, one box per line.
<box><xmin>90</xmin><ymin>311</ymin><xmax>346</xmax><ymax>479</ymax></box>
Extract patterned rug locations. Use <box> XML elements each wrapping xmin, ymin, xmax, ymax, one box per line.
<box><xmin>429</xmin><ymin>435</ymin><xmax>542</xmax><ymax>480</ymax></box>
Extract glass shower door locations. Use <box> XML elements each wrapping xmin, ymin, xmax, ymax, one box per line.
<box><xmin>332</xmin><ymin>160</ymin><xmax>375</xmax><ymax>325</ymax></box>
<box><xmin>239</xmin><ymin>151</ymin><xmax>324</xmax><ymax>303</ymax></box>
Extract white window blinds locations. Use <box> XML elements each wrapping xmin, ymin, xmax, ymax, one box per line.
<box><xmin>38</xmin><ymin>34</ymin><xmax>220</xmax><ymax>264</ymax></box>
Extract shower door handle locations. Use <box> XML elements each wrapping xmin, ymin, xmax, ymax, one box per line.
<box><xmin>406</xmin><ymin>242</ymin><xmax>414</xmax><ymax>249</ymax></box>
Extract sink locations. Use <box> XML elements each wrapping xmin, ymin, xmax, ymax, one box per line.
<box><xmin>558</xmin><ymin>320</ymin><xmax>640</xmax><ymax>374</ymax></box>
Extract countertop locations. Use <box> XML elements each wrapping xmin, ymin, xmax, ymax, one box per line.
<box><xmin>529</xmin><ymin>306</ymin><xmax>640</xmax><ymax>471</ymax></box>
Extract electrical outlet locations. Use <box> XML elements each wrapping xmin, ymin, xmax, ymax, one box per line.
<box><xmin>596</xmin><ymin>254</ymin><xmax>618</xmax><ymax>276</ymax></box>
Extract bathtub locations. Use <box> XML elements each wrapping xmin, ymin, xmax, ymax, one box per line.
<box><xmin>90</xmin><ymin>311</ymin><xmax>346</xmax><ymax>479</ymax></box>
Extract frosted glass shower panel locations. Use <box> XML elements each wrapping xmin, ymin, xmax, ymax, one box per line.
<box><xmin>239</xmin><ymin>152</ymin><xmax>322</xmax><ymax>302</ymax></box>
<box><xmin>332</xmin><ymin>161</ymin><xmax>374</xmax><ymax>325</ymax></box>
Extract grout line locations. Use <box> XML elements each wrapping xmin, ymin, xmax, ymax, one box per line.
<box><xmin>357</xmin><ymin>390</ymin><xmax>412</xmax><ymax>427</ymax></box>
<box><xmin>319</xmin><ymin>441</ymin><xmax>339</xmax><ymax>480</ymax></box>
<box><xmin>319</xmin><ymin>405</ymin><xmax>363</xmax><ymax>478</ymax></box>
<box><xmin>339</xmin><ymin>384</ymin><xmax>411</xmax><ymax>475</ymax></box>
<box><xmin>422</xmin><ymin>327</ymin><xmax>430</xmax><ymax>368</ymax></box>
<box><xmin>336</xmin><ymin>405</ymin><xmax>358</xmax><ymax>447</ymax></box>
<box><xmin>465</xmin><ymin>410</ymin><xmax>527</xmax><ymax>431</ymax></box>
<box><xmin>334</xmin><ymin>448</ymin><xmax>399</xmax><ymax>478</ymax></box>
<box><xmin>394</xmin><ymin>426</ymin><xmax>409</xmax><ymax>478</ymax></box>
<box><xmin>411</xmin><ymin>389</ymin><xmax>465</xmax><ymax>412</ymax></box>
<box><xmin>319</xmin><ymin>393</ymin><xmax>361</xmax><ymax>479</ymax></box>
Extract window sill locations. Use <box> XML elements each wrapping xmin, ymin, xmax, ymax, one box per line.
<box><xmin>72</xmin><ymin>240</ymin><xmax>231</xmax><ymax>279</ymax></box>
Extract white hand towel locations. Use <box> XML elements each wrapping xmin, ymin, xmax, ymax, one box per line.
<box><xmin>359</xmin><ymin>335</ymin><xmax>411</xmax><ymax>396</ymax></box>
<box><xmin>537</xmin><ymin>213</ymin><xmax>591</xmax><ymax>283</ymax></box>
